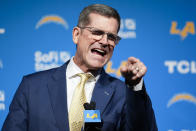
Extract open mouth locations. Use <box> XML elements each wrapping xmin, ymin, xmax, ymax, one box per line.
<box><xmin>91</xmin><ymin>48</ymin><xmax>106</xmax><ymax>57</ymax></box>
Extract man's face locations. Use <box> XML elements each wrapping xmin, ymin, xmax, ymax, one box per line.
<box><xmin>73</xmin><ymin>13</ymin><xmax>119</xmax><ymax>72</ymax></box>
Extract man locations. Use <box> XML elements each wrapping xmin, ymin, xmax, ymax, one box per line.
<box><xmin>2</xmin><ymin>4</ymin><xmax>157</xmax><ymax>131</ymax></box>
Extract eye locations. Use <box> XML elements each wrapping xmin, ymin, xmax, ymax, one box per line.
<box><xmin>107</xmin><ymin>33</ymin><xmax>116</xmax><ymax>41</ymax></box>
<box><xmin>91</xmin><ymin>30</ymin><xmax>104</xmax><ymax>36</ymax></box>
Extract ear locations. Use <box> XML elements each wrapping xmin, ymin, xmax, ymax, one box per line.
<box><xmin>72</xmin><ymin>27</ymin><xmax>80</xmax><ymax>44</ymax></box>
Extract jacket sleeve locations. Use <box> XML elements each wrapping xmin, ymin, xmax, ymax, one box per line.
<box><xmin>2</xmin><ymin>77</ymin><xmax>29</xmax><ymax>131</ymax></box>
<box><xmin>121</xmin><ymin>82</ymin><xmax>158</xmax><ymax>131</ymax></box>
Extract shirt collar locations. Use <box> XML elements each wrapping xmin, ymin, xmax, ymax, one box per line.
<box><xmin>67</xmin><ymin>57</ymin><xmax>100</xmax><ymax>81</ymax></box>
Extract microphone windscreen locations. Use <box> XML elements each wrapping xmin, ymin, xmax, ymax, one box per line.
<box><xmin>84</xmin><ymin>103</ymin><xmax>91</xmax><ymax>110</ymax></box>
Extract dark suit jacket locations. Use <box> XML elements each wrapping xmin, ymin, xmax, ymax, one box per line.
<box><xmin>2</xmin><ymin>61</ymin><xmax>157</xmax><ymax>131</ymax></box>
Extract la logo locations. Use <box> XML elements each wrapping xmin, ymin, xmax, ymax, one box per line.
<box><xmin>170</xmin><ymin>21</ymin><xmax>195</xmax><ymax>40</ymax></box>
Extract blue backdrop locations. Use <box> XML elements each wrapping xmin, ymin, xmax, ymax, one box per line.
<box><xmin>0</xmin><ymin>0</ymin><xmax>196</xmax><ymax>130</ymax></box>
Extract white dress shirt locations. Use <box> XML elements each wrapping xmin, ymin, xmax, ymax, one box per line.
<box><xmin>66</xmin><ymin>57</ymin><xmax>100</xmax><ymax>111</ymax></box>
<box><xmin>66</xmin><ymin>57</ymin><xmax>143</xmax><ymax>111</ymax></box>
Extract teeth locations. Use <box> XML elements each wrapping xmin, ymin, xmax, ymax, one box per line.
<box><xmin>91</xmin><ymin>48</ymin><xmax>106</xmax><ymax>56</ymax></box>
<box><xmin>95</xmin><ymin>49</ymin><xmax>105</xmax><ymax>53</ymax></box>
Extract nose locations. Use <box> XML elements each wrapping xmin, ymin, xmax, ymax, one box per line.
<box><xmin>99</xmin><ymin>33</ymin><xmax>108</xmax><ymax>45</ymax></box>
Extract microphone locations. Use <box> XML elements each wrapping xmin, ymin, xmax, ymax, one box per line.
<box><xmin>83</xmin><ymin>101</ymin><xmax>103</xmax><ymax>131</ymax></box>
<box><xmin>84</xmin><ymin>101</ymin><xmax>96</xmax><ymax>110</ymax></box>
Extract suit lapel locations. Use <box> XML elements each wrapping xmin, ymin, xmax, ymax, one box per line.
<box><xmin>47</xmin><ymin>62</ymin><xmax>69</xmax><ymax>131</ymax></box>
<box><xmin>91</xmin><ymin>70</ymin><xmax>114</xmax><ymax>114</ymax></box>
<box><xmin>47</xmin><ymin>63</ymin><xmax>114</xmax><ymax>130</ymax></box>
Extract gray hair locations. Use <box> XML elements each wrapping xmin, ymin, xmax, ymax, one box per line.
<box><xmin>77</xmin><ymin>4</ymin><xmax>121</xmax><ymax>32</ymax></box>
